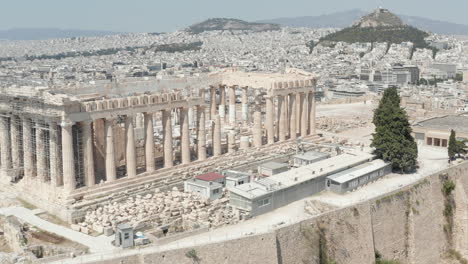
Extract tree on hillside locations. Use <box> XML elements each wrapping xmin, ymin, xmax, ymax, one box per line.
<box><xmin>454</xmin><ymin>73</ymin><xmax>463</xmax><ymax>82</ymax></box>
<box><xmin>371</xmin><ymin>87</ymin><xmax>418</xmax><ymax>172</ymax></box>
<box><xmin>448</xmin><ymin>130</ymin><xmax>457</xmax><ymax>160</ymax></box>
<box><xmin>448</xmin><ymin>130</ymin><xmax>468</xmax><ymax>160</ymax></box>
<box><xmin>456</xmin><ymin>140</ymin><xmax>468</xmax><ymax>158</ymax></box>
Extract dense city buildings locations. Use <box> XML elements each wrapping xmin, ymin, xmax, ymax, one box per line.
<box><xmin>0</xmin><ymin>7</ymin><xmax>466</xmax><ymax>264</ymax></box>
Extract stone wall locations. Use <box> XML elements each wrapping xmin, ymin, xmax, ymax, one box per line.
<box><xmin>69</xmin><ymin>162</ymin><xmax>468</xmax><ymax>264</ymax></box>
<box><xmin>3</xmin><ymin>216</ymin><xmax>27</xmax><ymax>252</ymax></box>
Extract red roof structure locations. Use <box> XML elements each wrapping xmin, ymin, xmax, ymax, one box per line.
<box><xmin>196</xmin><ymin>172</ymin><xmax>225</xmax><ymax>182</ymax></box>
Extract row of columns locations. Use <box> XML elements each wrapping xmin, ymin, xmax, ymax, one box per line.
<box><xmin>264</xmin><ymin>91</ymin><xmax>316</xmax><ymax>144</ymax></box>
<box><xmin>0</xmin><ymin>116</ymin><xmax>65</xmax><ymax>187</ymax></box>
<box><xmin>209</xmin><ymin>85</ymin><xmax>249</xmax><ymax>125</ymax></box>
<box><xmin>0</xmin><ymin>109</ymin><xmax>205</xmax><ymax>193</ymax></box>
<box><xmin>0</xmin><ymin>85</ymin><xmax>315</xmax><ymax>193</ymax></box>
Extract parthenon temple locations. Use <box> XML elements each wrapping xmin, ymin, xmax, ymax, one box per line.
<box><xmin>0</xmin><ymin>72</ymin><xmax>317</xmax><ymax>221</ymax></box>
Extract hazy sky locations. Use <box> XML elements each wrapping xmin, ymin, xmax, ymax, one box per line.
<box><xmin>1</xmin><ymin>0</ymin><xmax>468</xmax><ymax>32</ymax></box>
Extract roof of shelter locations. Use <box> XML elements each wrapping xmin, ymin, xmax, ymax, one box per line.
<box><xmin>228</xmin><ymin>152</ymin><xmax>375</xmax><ymax>199</ymax></box>
<box><xmin>196</xmin><ymin>172</ymin><xmax>225</xmax><ymax>182</ymax></box>
<box><xmin>415</xmin><ymin>115</ymin><xmax>468</xmax><ymax>134</ymax></box>
<box><xmin>327</xmin><ymin>159</ymin><xmax>389</xmax><ymax>184</ymax></box>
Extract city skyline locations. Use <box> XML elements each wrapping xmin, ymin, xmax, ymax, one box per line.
<box><xmin>1</xmin><ymin>0</ymin><xmax>468</xmax><ymax>32</ymax></box>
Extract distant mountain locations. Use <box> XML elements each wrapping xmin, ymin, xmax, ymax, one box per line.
<box><xmin>0</xmin><ymin>28</ymin><xmax>119</xmax><ymax>40</ymax></box>
<box><xmin>186</xmin><ymin>18</ymin><xmax>280</xmax><ymax>34</ymax></box>
<box><xmin>401</xmin><ymin>15</ymin><xmax>468</xmax><ymax>36</ymax></box>
<box><xmin>257</xmin><ymin>9</ymin><xmax>367</xmax><ymax>29</ymax></box>
<box><xmin>258</xmin><ymin>9</ymin><xmax>468</xmax><ymax>35</ymax></box>
<box><xmin>319</xmin><ymin>9</ymin><xmax>431</xmax><ymax>50</ymax></box>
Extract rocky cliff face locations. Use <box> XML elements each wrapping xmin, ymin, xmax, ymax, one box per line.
<box><xmin>353</xmin><ymin>8</ymin><xmax>405</xmax><ymax>28</ymax></box>
<box><xmin>88</xmin><ymin>161</ymin><xmax>468</xmax><ymax>264</ymax></box>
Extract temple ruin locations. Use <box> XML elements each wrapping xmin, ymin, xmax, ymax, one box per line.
<box><xmin>0</xmin><ymin>73</ymin><xmax>318</xmax><ymax>222</ymax></box>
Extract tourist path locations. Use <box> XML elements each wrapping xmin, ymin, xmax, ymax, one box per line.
<box><xmin>0</xmin><ymin>206</ymin><xmax>115</xmax><ymax>253</ymax></box>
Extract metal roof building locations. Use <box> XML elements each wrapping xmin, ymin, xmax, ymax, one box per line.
<box><xmin>293</xmin><ymin>151</ymin><xmax>331</xmax><ymax>167</ymax></box>
<box><xmin>227</xmin><ymin>152</ymin><xmax>374</xmax><ymax>216</ymax></box>
<box><xmin>412</xmin><ymin>114</ymin><xmax>468</xmax><ymax>148</ymax></box>
<box><xmin>325</xmin><ymin>159</ymin><xmax>391</xmax><ymax>193</ymax></box>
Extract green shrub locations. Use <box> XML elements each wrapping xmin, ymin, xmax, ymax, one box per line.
<box><xmin>443</xmin><ymin>180</ymin><xmax>456</xmax><ymax>196</ymax></box>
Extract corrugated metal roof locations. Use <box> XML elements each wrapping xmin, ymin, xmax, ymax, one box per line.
<box><xmin>417</xmin><ymin>115</ymin><xmax>468</xmax><ymax>134</ymax></box>
<box><xmin>327</xmin><ymin>160</ymin><xmax>389</xmax><ymax>184</ymax></box>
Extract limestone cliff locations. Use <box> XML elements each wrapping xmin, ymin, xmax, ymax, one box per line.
<box><xmin>87</xmin><ymin>161</ymin><xmax>468</xmax><ymax>264</ymax></box>
<box><xmin>353</xmin><ymin>8</ymin><xmax>405</xmax><ymax>28</ymax></box>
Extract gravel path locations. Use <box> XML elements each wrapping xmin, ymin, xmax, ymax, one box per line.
<box><xmin>0</xmin><ymin>207</ymin><xmax>114</xmax><ymax>253</ymax></box>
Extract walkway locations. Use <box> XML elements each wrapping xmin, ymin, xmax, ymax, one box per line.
<box><xmin>0</xmin><ymin>207</ymin><xmax>115</xmax><ymax>253</ymax></box>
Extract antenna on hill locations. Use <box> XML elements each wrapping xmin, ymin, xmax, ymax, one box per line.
<box><xmin>375</xmin><ymin>0</ymin><xmax>383</xmax><ymax>9</ymax></box>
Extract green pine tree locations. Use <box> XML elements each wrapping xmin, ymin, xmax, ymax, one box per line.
<box><xmin>455</xmin><ymin>139</ymin><xmax>467</xmax><ymax>157</ymax></box>
<box><xmin>448</xmin><ymin>130</ymin><xmax>457</xmax><ymax>160</ymax></box>
<box><xmin>371</xmin><ymin>87</ymin><xmax>418</xmax><ymax>172</ymax></box>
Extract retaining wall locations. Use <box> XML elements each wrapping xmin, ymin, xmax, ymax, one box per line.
<box><xmin>77</xmin><ymin>161</ymin><xmax>468</xmax><ymax>264</ymax></box>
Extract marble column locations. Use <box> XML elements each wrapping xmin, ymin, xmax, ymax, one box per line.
<box><xmin>10</xmin><ymin>116</ymin><xmax>20</xmax><ymax>170</ymax></box>
<box><xmin>278</xmin><ymin>96</ymin><xmax>287</xmax><ymax>141</ymax></box>
<box><xmin>125</xmin><ymin>116</ymin><xmax>137</xmax><ymax>178</ymax></box>
<box><xmin>296</xmin><ymin>93</ymin><xmax>301</xmax><ymax>134</ymax></box>
<box><xmin>289</xmin><ymin>94</ymin><xmax>297</xmax><ymax>140</ymax></box>
<box><xmin>35</xmin><ymin>122</ymin><xmax>47</xmax><ymax>181</ymax></box>
<box><xmin>162</xmin><ymin>110</ymin><xmax>173</xmax><ymax>168</ymax></box>
<box><xmin>253</xmin><ymin>111</ymin><xmax>262</xmax><ymax>147</ymax></box>
<box><xmin>144</xmin><ymin>113</ymin><xmax>155</xmax><ymax>173</ymax></box>
<box><xmin>196</xmin><ymin>106</ymin><xmax>206</xmax><ymax>161</ymax></box>
<box><xmin>49</xmin><ymin>122</ymin><xmax>60</xmax><ymax>186</ymax></box>
<box><xmin>135</xmin><ymin>113</ymin><xmax>144</xmax><ymax>128</ymax></box>
<box><xmin>309</xmin><ymin>91</ymin><xmax>316</xmax><ymax>135</ymax></box>
<box><xmin>301</xmin><ymin>93</ymin><xmax>308</xmax><ymax>136</ymax></box>
<box><xmin>180</xmin><ymin>108</ymin><xmax>190</xmax><ymax>165</ymax></box>
<box><xmin>105</xmin><ymin>118</ymin><xmax>117</xmax><ymax>182</ymax></box>
<box><xmin>22</xmin><ymin>118</ymin><xmax>34</xmax><ymax>178</ymax></box>
<box><xmin>188</xmin><ymin>107</ymin><xmax>194</xmax><ymax>127</ymax></box>
<box><xmin>285</xmin><ymin>95</ymin><xmax>290</xmax><ymax>138</ymax></box>
<box><xmin>61</xmin><ymin>120</ymin><xmax>76</xmax><ymax>192</ymax></box>
<box><xmin>241</xmin><ymin>87</ymin><xmax>248</xmax><ymax>122</ymax></box>
<box><xmin>0</xmin><ymin>116</ymin><xmax>11</xmax><ymax>174</ymax></box>
<box><xmin>212</xmin><ymin>115</ymin><xmax>221</xmax><ymax>157</ymax></box>
<box><xmin>229</xmin><ymin>86</ymin><xmax>236</xmax><ymax>125</ymax></box>
<box><xmin>210</xmin><ymin>86</ymin><xmax>217</xmax><ymax>120</ymax></box>
<box><xmin>227</xmin><ymin>131</ymin><xmax>236</xmax><ymax>153</ymax></box>
<box><xmin>275</xmin><ymin>97</ymin><xmax>280</xmax><ymax>140</ymax></box>
<box><xmin>219</xmin><ymin>85</ymin><xmax>226</xmax><ymax>119</ymax></box>
<box><xmin>81</xmin><ymin>120</ymin><xmax>95</xmax><ymax>186</ymax></box>
<box><xmin>240</xmin><ymin>136</ymin><xmax>250</xmax><ymax>150</ymax></box>
<box><xmin>266</xmin><ymin>96</ymin><xmax>275</xmax><ymax>144</ymax></box>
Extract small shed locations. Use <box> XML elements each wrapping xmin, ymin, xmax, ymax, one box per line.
<box><xmin>184</xmin><ymin>179</ymin><xmax>223</xmax><ymax>200</ymax></box>
<box><xmin>293</xmin><ymin>151</ymin><xmax>330</xmax><ymax>167</ymax></box>
<box><xmin>115</xmin><ymin>223</ymin><xmax>134</xmax><ymax>248</ymax></box>
<box><xmin>222</xmin><ymin>170</ymin><xmax>251</xmax><ymax>187</ymax></box>
<box><xmin>196</xmin><ymin>172</ymin><xmax>226</xmax><ymax>185</ymax></box>
<box><xmin>258</xmin><ymin>162</ymin><xmax>289</xmax><ymax>177</ymax></box>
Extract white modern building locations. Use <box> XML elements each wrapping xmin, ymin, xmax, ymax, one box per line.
<box><xmin>325</xmin><ymin>159</ymin><xmax>391</xmax><ymax>193</ymax></box>
<box><xmin>293</xmin><ymin>151</ymin><xmax>330</xmax><ymax>167</ymax></box>
<box><xmin>228</xmin><ymin>152</ymin><xmax>375</xmax><ymax>216</ymax></box>
<box><xmin>184</xmin><ymin>179</ymin><xmax>223</xmax><ymax>200</ymax></box>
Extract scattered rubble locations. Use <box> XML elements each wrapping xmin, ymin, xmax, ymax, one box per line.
<box><xmin>82</xmin><ymin>187</ymin><xmax>245</xmax><ymax>235</ymax></box>
<box><xmin>317</xmin><ymin>116</ymin><xmax>369</xmax><ymax>133</ymax></box>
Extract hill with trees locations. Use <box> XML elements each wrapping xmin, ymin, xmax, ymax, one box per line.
<box><xmin>258</xmin><ymin>9</ymin><xmax>468</xmax><ymax>36</ymax></box>
<box><xmin>318</xmin><ymin>8</ymin><xmax>433</xmax><ymax>50</ymax></box>
<box><xmin>186</xmin><ymin>18</ymin><xmax>280</xmax><ymax>34</ymax></box>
